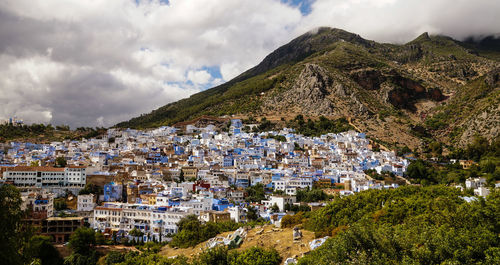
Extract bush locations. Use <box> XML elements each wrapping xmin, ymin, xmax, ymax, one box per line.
<box><xmin>281</xmin><ymin>212</ymin><xmax>306</xmax><ymax>228</ymax></box>
<box><xmin>170</xmin><ymin>215</ymin><xmax>242</xmax><ymax>248</ymax></box>
<box><xmin>299</xmin><ymin>186</ymin><xmax>499</xmax><ymax>264</ymax></box>
<box><xmin>296</xmin><ymin>187</ymin><xmax>328</xmax><ymax>202</ymax></box>
<box><xmin>286</xmin><ymin>115</ymin><xmax>354</xmax><ymax>137</ymax></box>
<box><xmin>193</xmin><ymin>246</ymin><xmax>281</xmax><ymax>265</ymax></box>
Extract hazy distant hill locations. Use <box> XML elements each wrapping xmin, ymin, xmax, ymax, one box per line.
<box><xmin>117</xmin><ymin>27</ymin><xmax>500</xmax><ymax>150</ymax></box>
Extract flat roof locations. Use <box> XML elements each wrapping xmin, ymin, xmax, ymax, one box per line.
<box><xmin>46</xmin><ymin>217</ymin><xmax>83</xmax><ymax>221</ymax></box>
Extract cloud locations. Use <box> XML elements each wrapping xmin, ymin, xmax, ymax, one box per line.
<box><xmin>0</xmin><ymin>0</ymin><xmax>498</xmax><ymax>127</ymax></box>
<box><xmin>298</xmin><ymin>0</ymin><xmax>500</xmax><ymax>43</ymax></box>
<box><xmin>0</xmin><ymin>0</ymin><xmax>301</xmax><ymax>127</ymax></box>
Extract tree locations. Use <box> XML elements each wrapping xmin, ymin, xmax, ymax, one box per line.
<box><xmin>193</xmin><ymin>246</ymin><xmax>229</xmax><ymax>265</ymax></box>
<box><xmin>95</xmin><ymin>231</ymin><xmax>105</xmax><ymax>245</ymax></box>
<box><xmin>271</xmin><ymin>203</ymin><xmax>280</xmax><ymax>213</ymax></box>
<box><xmin>105</xmin><ymin>251</ymin><xmax>125</xmax><ymax>265</ymax></box>
<box><xmin>129</xmin><ymin>228</ymin><xmax>144</xmax><ymax>240</ymax></box>
<box><xmin>54</xmin><ymin>198</ymin><xmax>68</xmax><ymax>211</ymax></box>
<box><xmin>191</xmin><ymin>246</ymin><xmax>281</xmax><ymax>265</ymax></box>
<box><xmin>246</xmin><ymin>206</ymin><xmax>259</xmax><ymax>221</ymax></box>
<box><xmin>428</xmin><ymin>141</ymin><xmax>443</xmax><ymax>156</ymax></box>
<box><xmin>296</xmin><ymin>187</ymin><xmax>328</xmax><ymax>202</ymax></box>
<box><xmin>24</xmin><ymin>236</ymin><xmax>63</xmax><ymax>265</ymax></box>
<box><xmin>65</xmin><ymin>228</ymin><xmax>98</xmax><ymax>265</ymax></box>
<box><xmin>245</xmin><ymin>183</ymin><xmax>267</xmax><ymax>203</ymax></box>
<box><xmin>78</xmin><ymin>184</ymin><xmax>100</xmax><ymax>196</ymax></box>
<box><xmin>170</xmin><ymin>215</ymin><xmax>241</xmax><ymax>248</ymax></box>
<box><xmin>405</xmin><ymin>159</ymin><xmax>432</xmax><ymax>184</ymax></box>
<box><xmin>0</xmin><ymin>185</ymin><xmax>30</xmax><ymax>265</ymax></box>
<box><xmin>466</xmin><ymin>136</ymin><xmax>490</xmax><ymax>161</ymax></box>
<box><xmin>229</xmin><ymin>246</ymin><xmax>282</xmax><ymax>265</ymax></box>
<box><xmin>179</xmin><ymin>170</ymin><xmax>185</xmax><ymax>183</ymax></box>
<box><xmin>68</xmin><ymin>227</ymin><xmax>96</xmax><ymax>256</ymax></box>
<box><xmin>64</xmin><ymin>252</ymin><xmax>98</xmax><ymax>265</ymax></box>
<box><xmin>56</xmin><ymin>157</ymin><xmax>67</xmax><ymax>168</ymax></box>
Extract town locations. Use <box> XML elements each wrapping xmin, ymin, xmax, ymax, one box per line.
<box><xmin>0</xmin><ymin>119</ymin><xmax>412</xmax><ymax>244</ymax></box>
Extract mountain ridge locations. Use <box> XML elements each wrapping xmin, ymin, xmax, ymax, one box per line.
<box><xmin>117</xmin><ymin>27</ymin><xmax>500</xmax><ymax>151</ymax></box>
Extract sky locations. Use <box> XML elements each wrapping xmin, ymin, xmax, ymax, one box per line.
<box><xmin>0</xmin><ymin>0</ymin><xmax>499</xmax><ymax>128</ymax></box>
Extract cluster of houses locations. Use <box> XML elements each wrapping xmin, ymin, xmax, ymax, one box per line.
<box><xmin>0</xmin><ymin>119</ymin><xmax>410</xmax><ymax>243</ymax></box>
<box><xmin>1</xmin><ymin>116</ymin><xmax>24</xmax><ymax>126</ymax></box>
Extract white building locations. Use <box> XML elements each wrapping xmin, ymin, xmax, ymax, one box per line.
<box><xmin>262</xmin><ymin>195</ymin><xmax>296</xmax><ymax>212</ymax></box>
<box><xmin>77</xmin><ymin>194</ymin><xmax>96</xmax><ymax>211</ymax></box>
<box><xmin>93</xmin><ymin>203</ymin><xmax>190</xmax><ymax>242</ymax></box>
<box><xmin>21</xmin><ymin>191</ymin><xmax>54</xmax><ymax>218</ymax></box>
<box><xmin>3</xmin><ymin>166</ymin><xmax>86</xmax><ymax>188</ymax></box>
<box><xmin>465</xmin><ymin>177</ymin><xmax>486</xmax><ymax>189</ymax></box>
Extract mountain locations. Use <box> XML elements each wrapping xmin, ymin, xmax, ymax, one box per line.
<box><xmin>117</xmin><ymin>27</ymin><xmax>500</xmax><ymax>150</ymax></box>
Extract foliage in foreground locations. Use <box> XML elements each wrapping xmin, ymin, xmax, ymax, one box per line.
<box><xmin>299</xmin><ymin>186</ymin><xmax>500</xmax><ymax>264</ymax></box>
<box><xmin>0</xmin><ymin>185</ymin><xmax>64</xmax><ymax>265</ymax></box>
<box><xmin>105</xmin><ymin>246</ymin><xmax>281</xmax><ymax>265</ymax></box>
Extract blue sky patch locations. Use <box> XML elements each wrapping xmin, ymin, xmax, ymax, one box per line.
<box><xmin>281</xmin><ymin>0</ymin><xmax>314</xmax><ymax>15</ymax></box>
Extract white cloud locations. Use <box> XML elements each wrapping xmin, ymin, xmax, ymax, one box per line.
<box><xmin>187</xmin><ymin>70</ymin><xmax>212</xmax><ymax>85</ymax></box>
<box><xmin>0</xmin><ymin>0</ymin><xmax>498</xmax><ymax>127</ymax></box>
<box><xmin>298</xmin><ymin>0</ymin><xmax>500</xmax><ymax>43</ymax></box>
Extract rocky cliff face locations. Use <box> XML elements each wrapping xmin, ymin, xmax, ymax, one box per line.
<box><xmin>263</xmin><ymin>64</ymin><xmax>336</xmax><ymax>116</ymax></box>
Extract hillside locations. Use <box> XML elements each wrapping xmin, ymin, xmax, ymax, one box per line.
<box><xmin>96</xmin><ymin>186</ymin><xmax>499</xmax><ymax>265</ymax></box>
<box><xmin>160</xmin><ymin>225</ymin><xmax>315</xmax><ymax>261</ymax></box>
<box><xmin>298</xmin><ymin>186</ymin><xmax>499</xmax><ymax>264</ymax></box>
<box><xmin>0</xmin><ymin>124</ymin><xmax>106</xmax><ymax>143</ymax></box>
<box><xmin>117</xmin><ymin>28</ymin><xmax>500</xmax><ymax>150</ymax></box>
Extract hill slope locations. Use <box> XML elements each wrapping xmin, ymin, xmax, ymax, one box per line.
<box><xmin>117</xmin><ymin>28</ymin><xmax>500</xmax><ymax>150</ymax></box>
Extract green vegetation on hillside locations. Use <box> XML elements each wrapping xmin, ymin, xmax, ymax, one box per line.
<box><xmin>296</xmin><ymin>187</ymin><xmax>330</xmax><ymax>202</ymax></box>
<box><xmin>117</xmin><ymin>70</ymin><xmax>286</xmax><ymax>128</ymax></box>
<box><xmin>245</xmin><ymin>183</ymin><xmax>268</xmax><ymax>203</ymax></box>
<box><xmin>170</xmin><ymin>215</ymin><xmax>242</xmax><ymax>248</ymax></box>
<box><xmin>299</xmin><ymin>186</ymin><xmax>499</xmax><ymax>264</ymax></box>
<box><xmin>0</xmin><ymin>124</ymin><xmax>55</xmax><ymax>142</ymax></box>
<box><xmin>0</xmin><ymin>124</ymin><xmax>107</xmax><ymax>142</ymax></box>
<box><xmin>406</xmin><ymin>136</ymin><xmax>500</xmax><ymax>185</ymax></box>
<box><xmin>287</xmin><ymin>115</ymin><xmax>354</xmax><ymax>136</ymax></box>
<box><xmin>104</xmin><ymin>246</ymin><xmax>281</xmax><ymax>265</ymax></box>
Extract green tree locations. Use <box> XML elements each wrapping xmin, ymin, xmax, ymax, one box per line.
<box><xmin>54</xmin><ymin>198</ymin><xmax>68</xmax><ymax>211</ymax></box>
<box><xmin>105</xmin><ymin>251</ymin><xmax>125</xmax><ymax>265</ymax></box>
<box><xmin>170</xmin><ymin>215</ymin><xmax>242</xmax><ymax>248</ymax></box>
<box><xmin>229</xmin><ymin>247</ymin><xmax>282</xmax><ymax>265</ymax></box>
<box><xmin>78</xmin><ymin>184</ymin><xmax>100</xmax><ymax>196</ymax></box>
<box><xmin>179</xmin><ymin>170</ymin><xmax>185</xmax><ymax>183</ymax></box>
<box><xmin>128</xmin><ymin>228</ymin><xmax>143</xmax><ymax>237</ymax></box>
<box><xmin>245</xmin><ymin>183</ymin><xmax>267</xmax><ymax>203</ymax></box>
<box><xmin>246</xmin><ymin>206</ymin><xmax>259</xmax><ymax>221</ymax></box>
<box><xmin>296</xmin><ymin>187</ymin><xmax>328</xmax><ymax>202</ymax></box>
<box><xmin>68</xmin><ymin>227</ymin><xmax>96</xmax><ymax>256</ymax></box>
<box><xmin>95</xmin><ymin>231</ymin><xmax>105</xmax><ymax>245</ymax></box>
<box><xmin>0</xmin><ymin>185</ymin><xmax>30</xmax><ymax>265</ymax></box>
<box><xmin>24</xmin><ymin>235</ymin><xmax>63</xmax><ymax>265</ymax></box>
<box><xmin>405</xmin><ymin>159</ymin><xmax>433</xmax><ymax>184</ymax></box>
<box><xmin>56</xmin><ymin>157</ymin><xmax>67</xmax><ymax>168</ymax></box>
<box><xmin>193</xmin><ymin>246</ymin><xmax>229</xmax><ymax>265</ymax></box>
